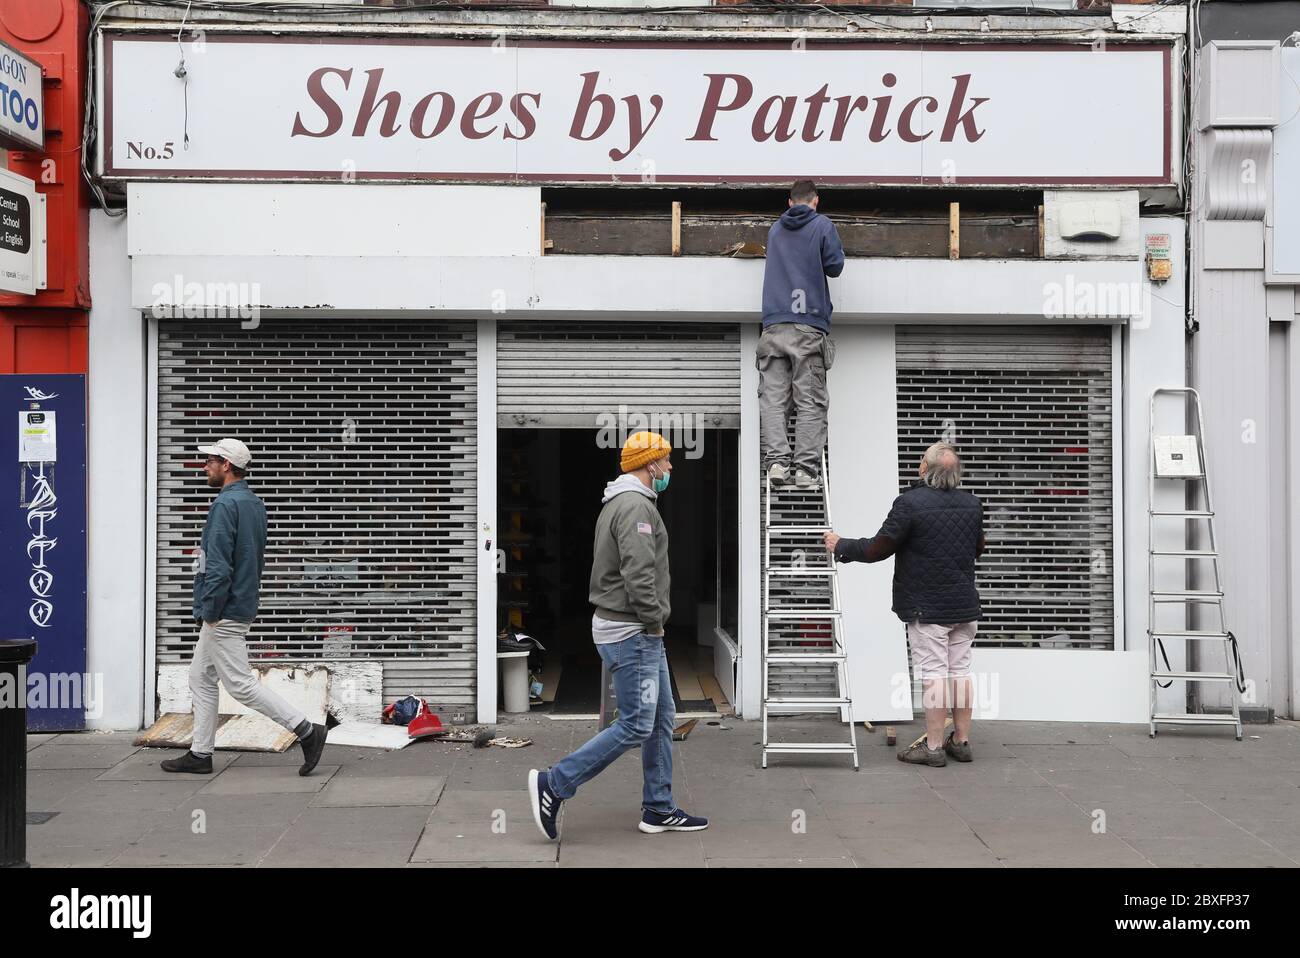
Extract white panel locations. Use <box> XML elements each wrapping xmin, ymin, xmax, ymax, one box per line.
<box><xmin>130</xmin><ymin>247</ymin><xmax>1143</xmax><ymax>323</ymax></box>
<box><xmin>826</xmin><ymin>325</ymin><xmax>911</xmax><ymax>722</ymax></box>
<box><xmin>87</xmin><ymin>210</ymin><xmax>146</xmax><ymax>730</ymax></box>
<box><xmin>1199</xmin><ymin>41</ymin><xmax>1281</xmax><ymax>129</ymax></box>
<box><xmin>1289</xmin><ymin>320</ymin><xmax>1300</xmax><ymax>718</ymax></box>
<box><xmin>1265</xmin><ymin>285</ymin><xmax>1295</xmax><ymax>323</ymax></box>
<box><xmin>1129</xmin><ymin>217</ymin><xmax>1189</xmax><ymax>716</ymax></box>
<box><xmin>127</xmin><ymin>183</ymin><xmax>541</xmax><ymax>257</ymax></box>
<box><xmin>1191</xmin><ymin>271</ymin><xmax>1272</xmax><ymax>710</ymax></box>
<box><xmin>1202</xmin><ymin>220</ymin><xmax>1264</xmax><ymax>270</ymax></box>
<box><xmin>1269</xmin><ymin>48</ymin><xmax>1300</xmax><ymax>280</ymax></box>
<box><xmin>970</xmin><ymin>650</ymin><xmax>1149</xmax><ymax>722</ymax></box>
<box><xmin>1268</xmin><ymin>324</ymin><xmax>1290</xmax><ymax>718</ymax></box>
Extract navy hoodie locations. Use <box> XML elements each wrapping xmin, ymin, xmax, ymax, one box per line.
<box><xmin>761</xmin><ymin>204</ymin><xmax>845</xmax><ymax>333</ymax></box>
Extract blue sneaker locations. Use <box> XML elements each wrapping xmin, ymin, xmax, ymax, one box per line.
<box><xmin>639</xmin><ymin>807</ymin><xmax>709</xmax><ymax>834</ymax></box>
<box><xmin>528</xmin><ymin>768</ymin><xmax>562</xmax><ymax>840</ymax></box>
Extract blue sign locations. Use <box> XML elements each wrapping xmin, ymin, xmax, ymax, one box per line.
<box><xmin>0</xmin><ymin>374</ymin><xmax>88</xmax><ymax>731</ymax></box>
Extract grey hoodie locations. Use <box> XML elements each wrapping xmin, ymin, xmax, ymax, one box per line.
<box><xmin>589</xmin><ymin>474</ymin><xmax>672</xmax><ymax>635</ymax></box>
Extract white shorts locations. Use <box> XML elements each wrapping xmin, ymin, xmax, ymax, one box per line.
<box><xmin>907</xmin><ymin>620</ymin><xmax>977</xmax><ymax>680</ymax></box>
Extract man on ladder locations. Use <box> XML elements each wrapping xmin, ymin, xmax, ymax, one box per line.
<box><xmin>758</xmin><ymin>179</ymin><xmax>844</xmax><ymax>490</ymax></box>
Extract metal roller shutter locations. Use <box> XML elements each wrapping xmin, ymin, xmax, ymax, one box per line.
<box><xmin>156</xmin><ymin>319</ymin><xmax>478</xmax><ymax>710</ymax></box>
<box><xmin>497</xmin><ymin>322</ymin><xmax>741</xmax><ymax>428</ymax></box>
<box><xmin>896</xmin><ymin>326</ymin><xmax>1115</xmax><ymax>650</ymax></box>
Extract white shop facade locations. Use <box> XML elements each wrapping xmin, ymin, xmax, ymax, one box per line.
<box><xmin>84</xmin><ymin>21</ymin><xmax>1192</xmax><ymax>731</ymax></box>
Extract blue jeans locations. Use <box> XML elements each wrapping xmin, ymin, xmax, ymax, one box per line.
<box><xmin>548</xmin><ymin>632</ymin><xmax>676</xmax><ymax>814</ymax></box>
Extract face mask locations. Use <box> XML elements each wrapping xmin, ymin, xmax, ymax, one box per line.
<box><xmin>651</xmin><ymin>464</ymin><xmax>670</xmax><ymax>494</ymax></box>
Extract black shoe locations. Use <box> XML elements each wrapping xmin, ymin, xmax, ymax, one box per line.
<box><xmin>161</xmin><ymin>750</ymin><xmax>213</xmax><ymax>774</ymax></box>
<box><xmin>298</xmin><ymin>723</ymin><xmax>328</xmax><ymax>776</ymax></box>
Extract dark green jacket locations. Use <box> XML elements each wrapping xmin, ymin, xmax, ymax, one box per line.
<box><xmin>589</xmin><ymin>476</ymin><xmax>671</xmax><ymax>635</ymax></box>
<box><xmin>192</xmin><ymin>480</ymin><xmax>267</xmax><ymax>623</ymax></box>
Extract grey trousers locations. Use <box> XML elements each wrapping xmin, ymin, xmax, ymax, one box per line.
<box><xmin>757</xmin><ymin>322</ymin><xmax>834</xmax><ymax>475</ymax></box>
<box><xmin>189</xmin><ymin>619</ymin><xmax>308</xmax><ymax>756</ymax></box>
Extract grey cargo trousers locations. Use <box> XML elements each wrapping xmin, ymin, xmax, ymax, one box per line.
<box><xmin>757</xmin><ymin>321</ymin><xmax>835</xmax><ymax>476</ymax></box>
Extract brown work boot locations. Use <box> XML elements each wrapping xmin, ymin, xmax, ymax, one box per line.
<box><xmin>898</xmin><ymin>740</ymin><xmax>946</xmax><ymax>767</ymax></box>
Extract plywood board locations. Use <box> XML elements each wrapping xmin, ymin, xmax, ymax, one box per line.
<box><xmin>158</xmin><ymin>660</ymin><xmax>381</xmax><ymax>723</ymax></box>
<box><xmin>326</xmin><ymin>722</ymin><xmax>414</xmax><ymax>750</ymax></box>
<box><xmin>135</xmin><ymin>711</ymin><xmax>296</xmax><ymax>752</ymax></box>
<box><xmin>152</xmin><ymin>665</ymin><xmax>331</xmax><ymax>751</ymax></box>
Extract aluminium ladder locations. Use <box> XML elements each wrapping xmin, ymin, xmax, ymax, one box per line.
<box><xmin>760</xmin><ymin>449</ymin><xmax>859</xmax><ymax>768</ymax></box>
<box><xmin>1148</xmin><ymin>387</ymin><xmax>1246</xmax><ymax>741</ymax></box>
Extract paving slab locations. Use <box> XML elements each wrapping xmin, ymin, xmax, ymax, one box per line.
<box><xmin>1088</xmin><ymin>802</ymin><xmax>1248</xmax><ymax>840</ymax></box>
<box><xmin>679</xmin><ymin>786</ymin><xmax>823</xmax><ymax>822</ymax></box>
<box><xmin>1002</xmin><ymin>744</ymin><xmax>1142</xmax><ymax>770</ymax></box>
<box><xmin>281</xmin><ymin>805</ymin><xmax>432</xmax><ymax>843</ymax></box>
<box><xmin>822</xmin><ymin>801</ymin><xmax>975</xmax><ymax>840</ymax></box>
<box><xmin>842</xmin><ymin>833</ymin><xmax>1004</xmax><ymax>868</ymax></box>
<box><xmin>167</xmin><ymin>793</ymin><xmax>317</xmax><ymax>829</ymax></box>
<box><xmin>198</xmin><ymin>764</ymin><xmax>339</xmax><ymax>795</ymax></box>
<box><xmin>26</xmin><ymin>768</ymin><xmax>104</xmax><ymax>810</ymax></box>
<box><xmin>27</xmin><ymin>743</ymin><xmax>144</xmax><ymax>770</ymax></box>
<box><xmin>707</xmin><ymin>857</ymin><xmax>857</xmax><ymax>868</ymax></box>
<box><xmin>560</xmin><ymin>812</ymin><xmax>707</xmax><ymax>867</ymax></box>
<box><xmin>411</xmin><ymin>822</ymin><xmax>559</xmax><ymax>864</ymax></box>
<box><xmin>96</xmin><ymin>750</ymin><xmax>239</xmax><ymax>781</ymax></box>
<box><xmin>926</xmin><ymin>758</ymin><xmax>1052</xmax><ymax>787</ymax></box>
<box><xmin>56</xmin><ymin>780</ymin><xmax>209</xmax><ymax>813</ymax></box>
<box><xmin>965</xmin><ymin>823</ymin><xmax>1153</xmax><ymax>867</ymax></box>
<box><xmin>112</xmin><ymin>824</ymin><xmax>288</xmax><ymax>867</ymax></box>
<box><xmin>311</xmin><ymin>773</ymin><xmax>446</xmax><ymax>808</ymax></box>
<box><xmin>1122</xmin><ymin>835</ymin><xmax>1298</xmax><ymax>867</ymax></box>
<box><xmin>697</xmin><ymin>819</ymin><xmax>851</xmax><ymax>861</ymax></box>
<box><xmin>263</xmin><ymin>839</ymin><xmax>420</xmax><ymax>868</ymax></box>
<box><xmin>406</xmin><ymin>860</ymin><xmax>558</xmax><ymax>868</ymax></box>
<box><xmin>427</xmin><ymin>788</ymin><xmax>533</xmax><ymax>825</ymax></box>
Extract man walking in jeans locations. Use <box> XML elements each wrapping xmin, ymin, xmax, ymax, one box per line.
<box><xmin>759</xmin><ymin>179</ymin><xmax>845</xmax><ymax>489</ymax></box>
<box><xmin>162</xmin><ymin>438</ymin><xmax>327</xmax><ymax>776</ymax></box>
<box><xmin>529</xmin><ymin>431</ymin><xmax>708</xmax><ymax>839</ymax></box>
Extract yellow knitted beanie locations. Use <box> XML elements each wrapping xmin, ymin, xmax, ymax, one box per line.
<box><xmin>620</xmin><ymin>431</ymin><xmax>672</xmax><ymax>473</ymax></box>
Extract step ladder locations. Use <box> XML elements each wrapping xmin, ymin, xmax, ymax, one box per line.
<box><xmin>761</xmin><ymin>449</ymin><xmax>859</xmax><ymax>769</ymax></box>
<box><xmin>1147</xmin><ymin>387</ymin><xmax>1246</xmax><ymax>741</ymax></box>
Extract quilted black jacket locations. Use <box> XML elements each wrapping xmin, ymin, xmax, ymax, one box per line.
<box><xmin>834</xmin><ymin>480</ymin><xmax>984</xmax><ymax>625</ymax></box>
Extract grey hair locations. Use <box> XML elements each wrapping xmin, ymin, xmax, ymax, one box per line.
<box><xmin>922</xmin><ymin>441</ymin><xmax>962</xmax><ymax>490</ymax></box>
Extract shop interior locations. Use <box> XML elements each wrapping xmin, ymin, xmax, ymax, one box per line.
<box><xmin>498</xmin><ymin>428</ymin><xmax>739</xmax><ymax>715</ymax></box>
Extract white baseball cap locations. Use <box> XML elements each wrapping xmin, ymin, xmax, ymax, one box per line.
<box><xmin>197</xmin><ymin>438</ymin><xmax>252</xmax><ymax>469</ymax></box>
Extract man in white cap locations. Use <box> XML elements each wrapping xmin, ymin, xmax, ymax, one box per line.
<box><xmin>162</xmin><ymin>438</ymin><xmax>327</xmax><ymax>776</ymax></box>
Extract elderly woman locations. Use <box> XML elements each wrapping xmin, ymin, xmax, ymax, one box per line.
<box><xmin>823</xmin><ymin>441</ymin><xmax>986</xmax><ymax>767</ymax></box>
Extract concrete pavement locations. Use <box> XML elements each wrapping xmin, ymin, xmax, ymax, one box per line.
<box><xmin>22</xmin><ymin>717</ymin><xmax>1300</xmax><ymax>867</ymax></box>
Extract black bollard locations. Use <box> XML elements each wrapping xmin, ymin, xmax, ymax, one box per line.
<box><xmin>0</xmin><ymin>639</ymin><xmax>38</xmax><ymax>868</ymax></box>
